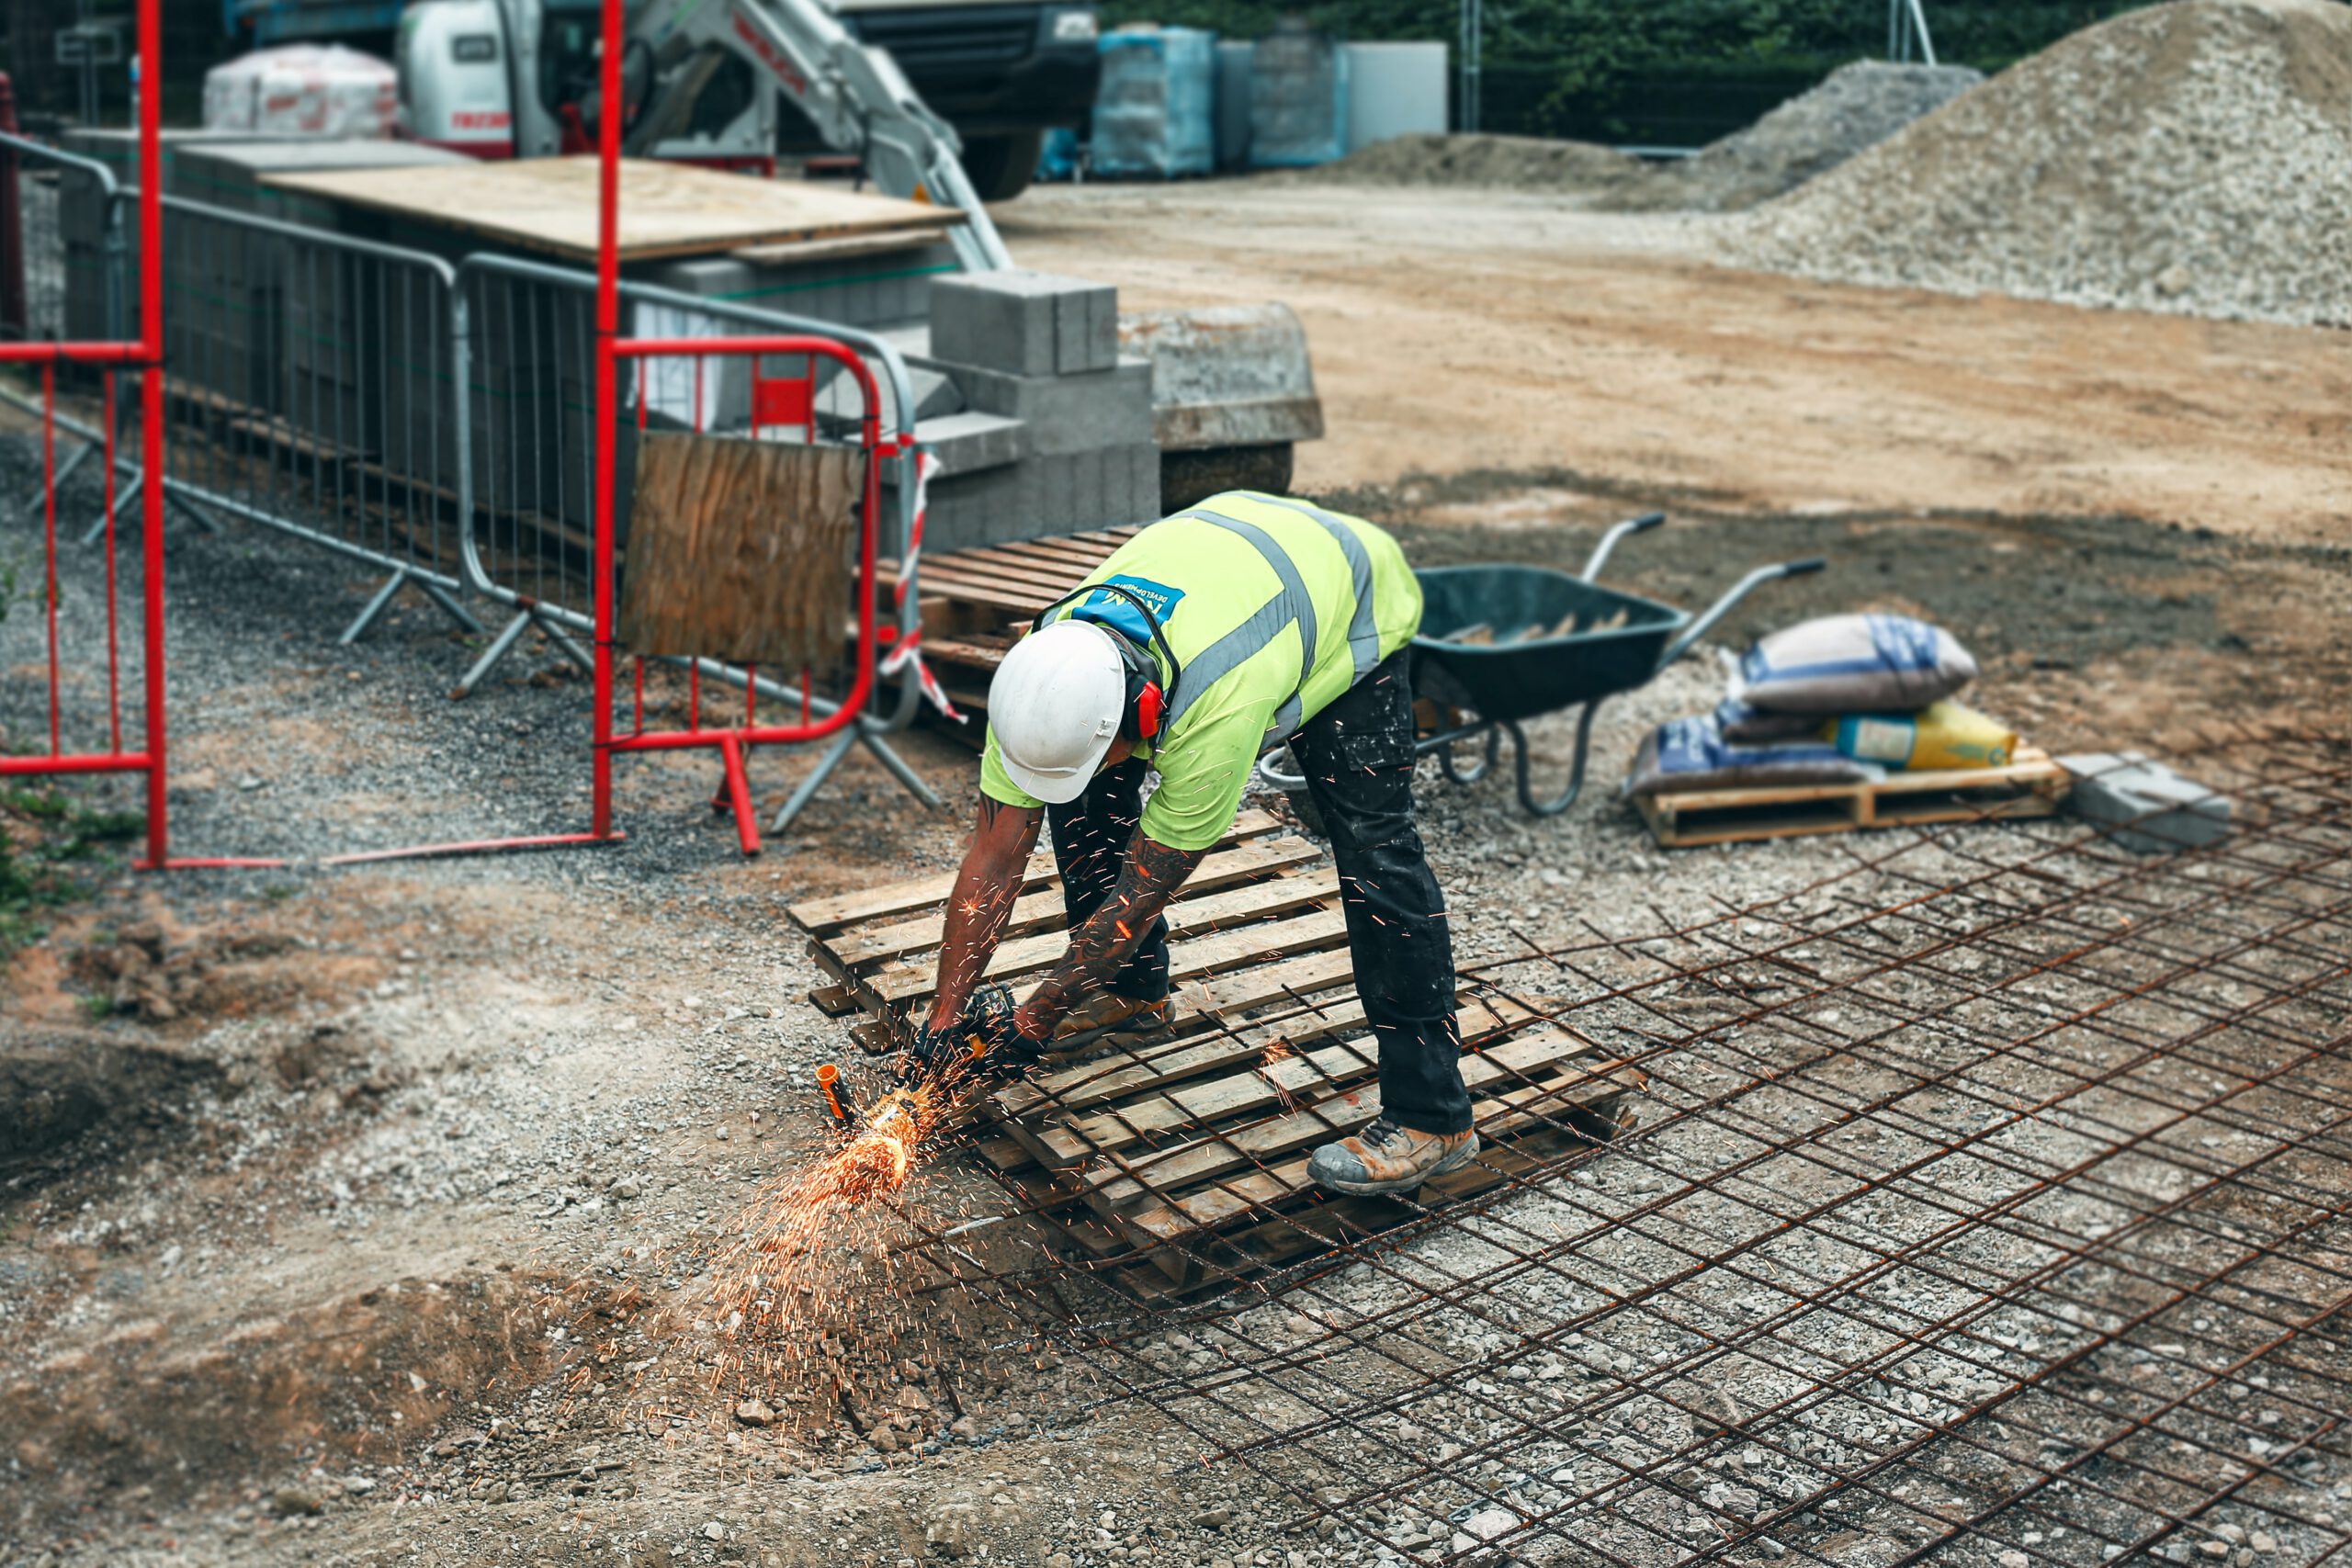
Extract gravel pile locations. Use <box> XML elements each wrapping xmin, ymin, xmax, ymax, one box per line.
<box><xmin>1308</xmin><ymin>62</ymin><xmax>1975</xmax><ymax>211</ymax></box>
<box><xmin>1601</xmin><ymin>60</ymin><xmax>1982</xmax><ymax>212</ymax></box>
<box><xmin>1309</xmin><ymin>131</ymin><xmax>1651</xmax><ymax>197</ymax></box>
<box><xmin>1718</xmin><ymin>0</ymin><xmax>2352</xmax><ymax>325</ymax></box>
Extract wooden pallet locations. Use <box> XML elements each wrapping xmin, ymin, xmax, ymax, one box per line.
<box><xmin>883</xmin><ymin>531</ymin><xmax>1139</xmax><ymax>739</ymax></box>
<box><xmin>1635</xmin><ymin>746</ymin><xmax>2072</xmax><ymax>849</ymax></box>
<box><xmin>786</xmin><ymin>812</ymin><xmax>1645</xmax><ymax>1294</ymax></box>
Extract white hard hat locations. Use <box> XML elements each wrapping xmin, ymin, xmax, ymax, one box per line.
<box><xmin>992</xmin><ymin>618</ymin><xmax>1127</xmax><ymax>804</ymax></box>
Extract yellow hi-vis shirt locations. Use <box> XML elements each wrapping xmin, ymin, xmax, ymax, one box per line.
<box><xmin>979</xmin><ymin>491</ymin><xmax>1425</xmax><ymax>851</ymax></box>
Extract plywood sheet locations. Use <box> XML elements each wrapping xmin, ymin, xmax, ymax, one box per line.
<box><xmin>619</xmin><ymin>431</ymin><xmax>860</xmax><ymax>670</ymax></box>
<box><xmin>260</xmin><ymin>156</ymin><xmax>962</xmax><ymax>263</ymax></box>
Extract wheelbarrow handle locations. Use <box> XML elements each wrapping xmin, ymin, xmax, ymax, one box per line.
<box><xmin>1578</xmin><ymin>511</ymin><xmax>1668</xmax><ymax>582</ymax></box>
<box><xmin>1657</xmin><ymin>557</ymin><xmax>1826</xmax><ymax>671</ymax></box>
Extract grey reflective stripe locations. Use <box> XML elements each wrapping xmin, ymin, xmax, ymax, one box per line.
<box><xmin>1169</xmin><ymin>587</ymin><xmax>1304</xmax><ymax>738</ymax></box>
<box><xmin>1167</xmin><ymin>508</ymin><xmax>1318</xmax><ymax>734</ymax></box>
<box><xmin>1242</xmin><ymin>492</ymin><xmax>1382</xmax><ymax>680</ymax></box>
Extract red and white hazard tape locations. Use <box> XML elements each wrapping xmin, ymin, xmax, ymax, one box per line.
<box><xmin>879</xmin><ymin>449</ymin><xmax>966</xmax><ymax>724</ymax></box>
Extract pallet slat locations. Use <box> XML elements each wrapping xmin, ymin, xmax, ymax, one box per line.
<box><xmin>1636</xmin><ymin>747</ymin><xmax>2070</xmax><ymax>849</ymax></box>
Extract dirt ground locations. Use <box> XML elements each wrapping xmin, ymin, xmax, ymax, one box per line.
<box><xmin>4</xmin><ymin>175</ymin><xmax>2350</xmax><ymax>1568</ymax></box>
<box><xmin>1006</xmin><ymin>182</ymin><xmax>2352</xmax><ymax>542</ymax></box>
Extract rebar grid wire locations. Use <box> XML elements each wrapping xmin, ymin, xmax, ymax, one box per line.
<box><xmin>869</xmin><ymin>728</ymin><xmax>2352</xmax><ymax>1568</ymax></box>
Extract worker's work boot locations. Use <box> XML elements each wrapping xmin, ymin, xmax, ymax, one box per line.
<box><xmin>1307</xmin><ymin>1116</ymin><xmax>1480</xmax><ymax>1196</ymax></box>
<box><xmin>1047</xmin><ymin>994</ymin><xmax>1170</xmax><ymax>1056</ymax></box>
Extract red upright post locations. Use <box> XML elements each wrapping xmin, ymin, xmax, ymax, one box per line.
<box><xmin>0</xmin><ymin>75</ymin><xmax>27</xmax><ymax>340</ymax></box>
<box><xmin>590</xmin><ymin>0</ymin><xmax>624</xmax><ymax>840</ymax></box>
<box><xmin>135</xmin><ymin>0</ymin><xmax>167</xmax><ymax>870</ymax></box>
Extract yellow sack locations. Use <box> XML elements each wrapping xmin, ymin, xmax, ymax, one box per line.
<box><xmin>1830</xmin><ymin>700</ymin><xmax>2018</xmax><ymax>772</ymax></box>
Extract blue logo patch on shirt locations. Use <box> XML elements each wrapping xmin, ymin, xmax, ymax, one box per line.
<box><xmin>1073</xmin><ymin>575</ymin><xmax>1185</xmax><ymax>649</ymax></box>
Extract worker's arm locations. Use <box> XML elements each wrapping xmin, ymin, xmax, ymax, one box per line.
<box><xmin>926</xmin><ymin>796</ymin><xmax>1045</xmax><ymax>1034</ymax></box>
<box><xmin>1014</xmin><ymin>830</ymin><xmax>1207</xmax><ymax>1039</ymax></box>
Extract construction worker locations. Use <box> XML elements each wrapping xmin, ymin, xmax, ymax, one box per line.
<box><xmin>910</xmin><ymin>491</ymin><xmax>1474</xmax><ymax>1197</ymax></box>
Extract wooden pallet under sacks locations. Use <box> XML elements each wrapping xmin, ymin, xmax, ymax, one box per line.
<box><xmin>1636</xmin><ymin>747</ymin><xmax>2072</xmax><ymax>849</ymax></box>
<box><xmin>786</xmin><ymin>812</ymin><xmax>1647</xmax><ymax>1295</ymax></box>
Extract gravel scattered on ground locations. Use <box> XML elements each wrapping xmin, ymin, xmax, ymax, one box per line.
<box><xmin>1306</xmin><ymin>61</ymin><xmax>1976</xmax><ymax>213</ymax></box>
<box><xmin>1307</xmin><ymin>131</ymin><xmax>1651</xmax><ymax>198</ymax></box>
<box><xmin>1718</xmin><ymin>0</ymin><xmax>2352</xmax><ymax>326</ymax></box>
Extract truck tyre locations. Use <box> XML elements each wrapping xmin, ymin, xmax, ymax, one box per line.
<box><xmin>960</xmin><ymin>130</ymin><xmax>1046</xmax><ymax>202</ymax></box>
<box><xmin>1159</xmin><ymin>444</ymin><xmax>1295</xmax><ymax>513</ymax></box>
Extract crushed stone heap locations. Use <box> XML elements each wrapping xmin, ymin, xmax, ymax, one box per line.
<box><xmin>1603</xmin><ymin>60</ymin><xmax>1983</xmax><ymax>213</ymax></box>
<box><xmin>1719</xmin><ymin>0</ymin><xmax>2352</xmax><ymax>326</ymax></box>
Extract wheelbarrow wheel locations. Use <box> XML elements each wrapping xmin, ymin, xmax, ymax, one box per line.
<box><xmin>1440</xmin><ymin>725</ymin><xmax>1500</xmax><ymax>785</ymax></box>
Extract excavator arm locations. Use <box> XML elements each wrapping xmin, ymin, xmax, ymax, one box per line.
<box><xmin>621</xmin><ymin>0</ymin><xmax>1014</xmax><ymax>272</ymax></box>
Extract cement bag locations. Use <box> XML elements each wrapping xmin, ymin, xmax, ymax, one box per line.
<box><xmin>1714</xmin><ymin>696</ymin><xmax>1828</xmax><ymax>745</ymax></box>
<box><xmin>1732</xmin><ymin>613</ymin><xmax>1976</xmax><ymax>715</ymax></box>
<box><xmin>1830</xmin><ymin>700</ymin><xmax>2018</xmax><ymax>772</ymax></box>
<box><xmin>1626</xmin><ymin>715</ymin><xmax>1880</xmax><ymax>798</ymax></box>
<box><xmin>204</xmin><ymin>46</ymin><xmax>397</xmax><ymax>139</ymax></box>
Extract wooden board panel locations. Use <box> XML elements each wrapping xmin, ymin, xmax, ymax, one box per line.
<box><xmin>263</xmin><ymin>157</ymin><xmax>960</xmax><ymax>263</ymax></box>
<box><xmin>1636</xmin><ymin>747</ymin><xmax>2070</xmax><ymax>849</ymax></box>
<box><xmin>620</xmin><ymin>432</ymin><xmax>856</xmax><ymax>670</ymax></box>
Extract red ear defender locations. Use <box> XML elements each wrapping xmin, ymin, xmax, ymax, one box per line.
<box><xmin>1135</xmin><ymin>682</ymin><xmax>1166</xmax><ymax>739</ymax></box>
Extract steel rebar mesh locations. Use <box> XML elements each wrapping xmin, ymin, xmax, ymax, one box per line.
<box><xmin>883</xmin><ymin>728</ymin><xmax>2352</xmax><ymax>1568</ymax></box>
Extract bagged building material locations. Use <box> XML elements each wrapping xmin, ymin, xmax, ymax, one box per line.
<box><xmin>1731</xmin><ymin>613</ymin><xmax>1976</xmax><ymax>714</ymax></box>
<box><xmin>1625</xmin><ymin>715</ymin><xmax>1880</xmax><ymax>798</ymax></box>
<box><xmin>1831</xmin><ymin>700</ymin><xmax>2018</xmax><ymax>771</ymax></box>
<box><xmin>1714</xmin><ymin>696</ymin><xmax>1826</xmax><ymax>744</ymax></box>
<box><xmin>1250</xmin><ymin>20</ymin><xmax>1349</xmax><ymax>167</ymax></box>
<box><xmin>1093</xmin><ymin>28</ymin><xmax>1217</xmax><ymax>178</ymax></box>
<box><xmin>203</xmin><ymin>45</ymin><xmax>398</xmax><ymax>139</ymax></box>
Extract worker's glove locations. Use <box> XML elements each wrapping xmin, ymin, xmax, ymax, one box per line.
<box><xmin>965</xmin><ymin>985</ymin><xmax>1048</xmax><ymax>1080</ymax></box>
<box><xmin>900</xmin><ymin>983</ymin><xmax>1041</xmax><ymax>1084</ymax></box>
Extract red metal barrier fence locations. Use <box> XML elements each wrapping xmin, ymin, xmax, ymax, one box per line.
<box><xmin>0</xmin><ymin>1</ymin><xmax>268</xmax><ymax>870</ymax></box>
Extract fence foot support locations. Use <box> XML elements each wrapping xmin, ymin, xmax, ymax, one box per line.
<box><xmin>345</xmin><ymin>568</ymin><xmax>482</xmax><ymax>646</ymax></box>
<box><xmin>769</xmin><ymin>727</ymin><xmax>864</xmax><ymax>836</ymax></box>
<box><xmin>451</xmin><ymin>608</ymin><xmax>536</xmax><ymax>698</ymax></box>
<box><xmin>164</xmin><ymin>489</ymin><xmax>225</xmax><ymax>536</ymax></box>
<box><xmin>51</xmin><ymin>438</ymin><xmax>96</xmax><ymax>491</ymax></box>
<box><xmin>713</xmin><ymin>734</ymin><xmax>762</xmax><ymax>856</ymax></box>
<box><xmin>859</xmin><ymin>727</ymin><xmax>942</xmax><ymax>810</ymax></box>
<box><xmin>452</xmin><ymin>606</ymin><xmax>583</xmax><ymax>697</ymax></box>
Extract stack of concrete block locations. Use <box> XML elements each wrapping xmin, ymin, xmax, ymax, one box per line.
<box><xmin>51</xmin><ymin>129</ymin><xmax>270</xmax><ymax>346</ymax></box>
<box><xmin>903</xmin><ymin>269</ymin><xmax>1161</xmax><ymax>551</ymax></box>
<box><xmin>2059</xmin><ymin>753</ymin><xmax>2231</xmax><ymax>853</ymax></box>
<box><xmin>168</xmin><ymin>143</ymin><xmax>467</xmax><ymax>458</ymax></box>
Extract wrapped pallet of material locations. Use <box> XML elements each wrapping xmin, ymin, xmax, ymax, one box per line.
<box><xmin>1092</xmin><ymin>28</ymin><xmax>1217</xmax><ymax>179</ymax></box>
<box><xmin>202</xmin><ymin>46</ymin><xmax>398</xmax><ymax>140</ymax></box>
<box><xmin>1250</xmin><ymin>19</ymin><xmax>1350</xmax><ymax>167</ymax></box>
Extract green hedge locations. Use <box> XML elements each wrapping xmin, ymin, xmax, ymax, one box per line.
<box><xmin>1103</xmin><ymin>0</ymin><xmax>2170</xmax><ymax>142</ymax></box>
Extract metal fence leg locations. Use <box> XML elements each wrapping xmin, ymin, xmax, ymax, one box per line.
<box><xmin>341</xmin><ymin>566</ymin><xmax>480</xmax><ymax>644</ymax></box>
<box><xmin>769</xmin><ymin>727</ymin><xmax>863</xmax><ymax>835</ymax></box>
<box><xmin>534</xmin><ymin>611</ymin><xmax>594</xmax><ymax>676</ymax></box>
<box><xmin>452</xmin><ymin>607</ymin><xmax>536</xmax><ymax>697</ymax></box>
<box><xmin>341</xmin><ymin>568</ymin><xmax>411</xmax><ymax>644</ymax></box>
<box><xmin>858</xmin><ymin>728</ymin><xmax>944</xmax><ymax>810</ymax></box>
<box><xmin>415</xmin><ymin>577</ymin><xmax>485</xmax><ymax>635</ymax></box>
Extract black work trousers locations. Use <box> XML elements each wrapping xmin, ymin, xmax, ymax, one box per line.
<box><xmin>1048</xmin><ymin>650</ymin><xmax>1469</xmax><ymax>1134</ymax></box>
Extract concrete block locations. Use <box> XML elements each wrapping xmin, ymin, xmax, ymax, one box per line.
<box><xmin>817</xmin><ymin>363</ymin><xmax>963</xmax><ymax>430</ymax></box>
<box><xmin>929</xmin><ymin>270</ymin><xmax>1117</xmax><ymax>377</ymax></box>
<box><xmin>2059</xmin><ymin>752</ymin><xmax>2230</xmax><ymax>853</ymax></box>
<box><xmin>949</xmin><ymin>357</ymin><xmax>1153</xmax><ymax>455</ymax></box>
<box><xmin>911</xmin><ymin>411</ymin><xmax>1027</xmax><ymax>478</ymax></box>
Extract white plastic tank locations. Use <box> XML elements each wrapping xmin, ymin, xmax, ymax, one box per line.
<box><xmin>1343</xmin><ymin>41</ymin><xmax>1447</xmax><ymax>152</ymax></box>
